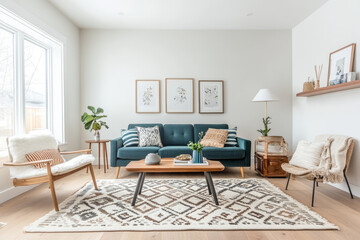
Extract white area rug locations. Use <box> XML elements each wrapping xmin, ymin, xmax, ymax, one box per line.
<box><xmin>25</xmin><ymin>178</ymin><xmax>338</xmax><ymax>232</ymax></box>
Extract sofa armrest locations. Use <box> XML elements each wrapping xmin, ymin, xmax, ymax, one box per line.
<box><xmin>110</xmin><ymin>137</ymin><xmax>123</xmax><ymax>167</ymax></box>
<box><xmin>237</xmin><ymin>137</ymin><xmax>251</xmax><ymax>167</ymax></box>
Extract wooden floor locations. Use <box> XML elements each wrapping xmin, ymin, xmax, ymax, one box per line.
<box><xmin>1</xmin><ymin>166</ymin><xmax>360</xmax><ymax>240</ymax></box>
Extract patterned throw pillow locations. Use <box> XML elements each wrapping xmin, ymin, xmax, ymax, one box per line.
<box><xmin>25</xmin><ymin>149</ymin><xmax>64</xmax><ymax>169</ymax></box>
<box><xmin>201</xmin><ymin>128</ymin><xmax>228</xmax><ymax>148</ymax></box>
<box><xmin>136</xmin><ymin>126</ymin><xmax>163</xmax><ymax>147</ymax></box>
<box><xmin>223</xmin><ymin>127</ymin><xmax>238</xmax><ymax>147</ymax></box>
<box><xmin>122</xmin><ymin>128</ymin><xmax>139</xmax><ymax>147</ymax></box>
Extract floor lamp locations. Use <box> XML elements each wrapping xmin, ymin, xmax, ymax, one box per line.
<box><xmin>252</xmin><ymin>89</ymin><xmax>279</xmax><ymax>119</ymax></box>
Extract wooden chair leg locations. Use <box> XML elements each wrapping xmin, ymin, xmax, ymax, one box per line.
<box><xmin>46</xmin><ymin>164</ymin><xmax>59</xmax><ymax>211</ymax></box>
<box><xmin>89</xmin><ymin>164</ymin><xmax>98</xmax><ymax>190</ymax></box>
<box><xmin>116</xmin><ymin>167</ymin><xmax>121</xmax><ymax>179</ymax></box>
<box><xmin>240</xmin><ymin>167</ymin><xmax>245</xmax><ymax>178</ymax></box>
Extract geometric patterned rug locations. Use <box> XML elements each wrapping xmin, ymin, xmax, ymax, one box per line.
<box><xmin>25</xmin><ymin>178</ymin><xmax>338</xmax><ymax>232</ymax></box>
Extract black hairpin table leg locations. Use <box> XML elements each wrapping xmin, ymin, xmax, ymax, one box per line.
<box><xmin>131</xmin><ymin>172</ymin><xmax>145</xmax><ymax>206</ymax></box>
<box><xmin>205</xmin><ymin>172</ymin><xmax>219</xmax><ymax>205</ymax></box>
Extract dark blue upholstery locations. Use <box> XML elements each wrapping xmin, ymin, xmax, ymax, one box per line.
<box><xmin>163</xmin><ymin>124</ymin><xmax>194</xmax><ymax>146</ymax></box>
<box><xmin>118</xmin><ymin>147</ymin><xmax>160</xmax><ymax>160</ymax></box>
<box><xmin>159</xmin><ymin>146</ymin><xmax>193</xmax><ymax>158</ymax></box>
<box><xmin>202</xmin><ymin>147</ymin><xmax>245</xmax><ymax>160</ymax></box>
<box><xmin>110</xmin><ymin>123</ymin><xmax>251</xmax><ymax>168</ymax></box>
<box><xmin>194</xmin><ymin>124</ymin><xmax>229</xmax><ymax>142</ymax></box>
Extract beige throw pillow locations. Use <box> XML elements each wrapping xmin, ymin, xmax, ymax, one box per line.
<box><xmin>25</xmin><ymin>149</ymin><xmax>64</xmax><ymax>169</ymax></box>
<box><xmin>201</xmin><ymin>128</ymin><xmax>228</xmax><ymax>148</ymax></box>
<box><xmin>290</xmin><ymin>140</ymin><xmax>324</xmax><ymax>169</ymax></box>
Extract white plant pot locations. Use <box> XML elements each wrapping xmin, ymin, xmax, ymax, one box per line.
<box><xmin>94</xmin><ymin>131</ymin><xmax>100</xmax><ymax>141</ymax></box>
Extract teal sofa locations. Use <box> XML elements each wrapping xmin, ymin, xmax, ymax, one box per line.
<box><xmin>111</xmin><ymin>123</ymin><xmax>251</xmax><ymax>173</ymax></box>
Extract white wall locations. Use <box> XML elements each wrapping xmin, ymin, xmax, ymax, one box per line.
<box><xmin>80</xmin><ymin>30</ymin><xmax>293</xmax><ymax>156</ymax></box>
<box><xmin>293</xmin><ymin>0</ymin><xmax>360</xmax><ymax>196</ymax></box>
<box><xmin>0</xmin><ymin>0</ymin><xmax>80</xmax><ymax>202</ymax></box>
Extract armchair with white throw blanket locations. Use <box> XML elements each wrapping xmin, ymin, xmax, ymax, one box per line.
<box><xmin>3</xmin><ymin>132</ymin><xmax>98</xmax><ymax>211</ymax></box>
<box><xmin>281</xmin><ymin>135</ymin><xmax>354</xmax><ymax>207</ymax></box>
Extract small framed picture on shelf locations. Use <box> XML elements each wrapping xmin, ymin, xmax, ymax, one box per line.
<box><xmin>328</xmin><ymin>43</ymin><xmax>356</xmax><ymax>86</ymax></box>
<box><xmin>165</xmin><ymin>78</ymin><xmax>194</xmax><ymax>113</ymax></box>
<box><xmin>135</xmin><ymin>80</ymin><xmax>160</xmax><ymax>113</ymax></box>
<box><xmin>199</xmin><ymin>80</ymin><xmax>224</xmax><ymax>114</ymax></box>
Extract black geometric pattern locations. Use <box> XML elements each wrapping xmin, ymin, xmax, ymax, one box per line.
<box><xmin>136</xmin><ymin>126</ymin><xmax>163</xmax><ymax>147</ymax></box>
<box><xmin>25</xmin><ymin>179</ymin><xmax>338</xmax><ymax>232</ymax></box>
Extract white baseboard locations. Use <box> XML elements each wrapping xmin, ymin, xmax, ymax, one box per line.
<box><xmin>329</xmin><ymin>182</ymin><xmax>360</xmax><ymax>198</ymax></box>
<box><xmin>0</xmin><ymin>185</ymin><xmax>39</xmax><ymax>204</ymax></box>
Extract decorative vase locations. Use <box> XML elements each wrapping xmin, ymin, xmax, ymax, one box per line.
<box><xmin>192</xmin><ymin>150</ymin><xmax>203</xmax><ymax>164</ymax></box>
<box><xmin>94</xmin><ymin>130</ymin><xmax>100</xmax><ymax>141</ymax></box>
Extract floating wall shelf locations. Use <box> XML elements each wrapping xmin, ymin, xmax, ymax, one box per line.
<box><xmin>296</xmin><ymin>80</ymin><xmax>360</xmax><ymax>97</ymax></box>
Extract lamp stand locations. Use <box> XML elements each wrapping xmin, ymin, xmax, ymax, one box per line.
<box><xmin>265</xmin><ymin>101</ymin><xmax>268</xmax><ymax>119</ymax></box>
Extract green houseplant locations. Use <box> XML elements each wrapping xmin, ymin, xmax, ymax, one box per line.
<box><xmin>81</xmin><ymin>106</ymin><xmax>109</xmax><ymax>141</ymax></box>
<box><xmin>257</xmin><ymin>116</ymin><xmax>271</xmax><ymax>137</ymax></box>
<box><xmin>188</xmin><ymin>132</ymin><xmax>204</xmax><ymax>163</ymax></box>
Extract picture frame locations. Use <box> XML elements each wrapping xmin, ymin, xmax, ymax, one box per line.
<box><xmin>165</xmin><ymin>78</ymin><xmax>194</xmax><ymax>113</ymax></box>
<box><xmin>199</xmin><ymin>80</ymin><xmax>224</xmax><ymax>114</ymax></box>
<box><xmin>135</xmin><ymin>80</ymin><xmax>160</xmax><ymax>113</ymax></box>
<box><xmin>327</xmin><ymin>43</ymin><xmax>356</xmax><ymax>86</ymax></box>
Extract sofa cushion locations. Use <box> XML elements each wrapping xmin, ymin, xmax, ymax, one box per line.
<box><xmin>117</xmin><ymin>147</ymin><xmax>160</xmax><ymax>160</ymax></box>
<box><xmin>158</xmin><ymin>146</ymin><xmax>193</xmax><ymax>158</ymax></box>
<box><xmin>194</xmin><ymin>124</ymin><xmax>228</xmax><ymax>142</ymax></box>
<box><xmin>163</xmin><ymin>124</ymin><xmax>194</xmax><ymax>146</ymax></box>
<box><xmin>128</xmin><ymin>123</ymin><xmax>164</xmax><ymax>143</ymax></box>
<box><xmin>202</xmin><ymin>147</ymin><xmax>245</xmax><ymax>160</ymax></box>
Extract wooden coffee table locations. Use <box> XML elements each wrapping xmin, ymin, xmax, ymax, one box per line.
<box><xmin>125</xmin><ymin>158</ymin><xmax>225</xmax><ymax>206</ymax></box>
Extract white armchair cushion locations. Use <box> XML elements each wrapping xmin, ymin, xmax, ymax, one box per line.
<box><xmin>10</xmin><ymin>154</ymin><xmax>95</xmax><ymax>179</ymax></box>
<box><xmin>290</xmin><ymin>140</ymin><xmax>324</xmax><ymax>169</ymax></box>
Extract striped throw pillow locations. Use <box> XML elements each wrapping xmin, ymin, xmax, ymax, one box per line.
<box><xmin>25</xmin><ymin>149</ymin><xmax>64</xmax><ymax>169</ymax></box>
<box><xmin>122</xmin><ymin>128</ymin><xmax>139</xmax><ymax>147</ymax></box>
<box><xmin>224</xmin><ymin>127</ymin><xmax>238</xmax><ymax>147</ymax></box>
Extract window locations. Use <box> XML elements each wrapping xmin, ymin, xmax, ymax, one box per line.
<box><xmin>0</xmin><ymin>6</ymin><xmax>64</xmax><ymax>157</ymax></box>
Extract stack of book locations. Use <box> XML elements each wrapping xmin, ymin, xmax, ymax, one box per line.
<box><xmin>173</xmin><ymin>155</ymin><xmax>209</xmax><ymax>166</ymax></box>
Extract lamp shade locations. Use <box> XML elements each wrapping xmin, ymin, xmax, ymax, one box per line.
<box><xmin>252</xmin><ymin>89</ymin><xmax>279</xmax><ymax>102</ymax></box>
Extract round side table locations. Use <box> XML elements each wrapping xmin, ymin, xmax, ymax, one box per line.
<box><xmin>86</xmin><ymin>139</ymin><xmax>110</xmax><ymax>173</ymax></box>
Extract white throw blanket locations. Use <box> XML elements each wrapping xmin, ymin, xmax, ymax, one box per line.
<box><xmin>312</xmin><ymin>135</ymin><xmax>353</xmax><ymax>183</ymax></box>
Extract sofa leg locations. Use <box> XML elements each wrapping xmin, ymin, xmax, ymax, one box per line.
<box><xmin>240</xmin><ymin>167</ymin><xmax>245</xmax><ymax>178</ymax></box>
<box><xmin>115</xmin><ymin>167</ymin><xmax>121</xmax><ymax>179</ymax></box>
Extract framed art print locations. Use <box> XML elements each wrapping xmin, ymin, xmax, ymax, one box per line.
<box><xmin>136</xmin><ymin>80</ymin><xmax>160</xmax><ymax>113</ymax></box>
<box><xmin>165</xmin><ymin>78</ymin><xmax>194</xmax><ymax>113</ymax></box>
<box><xmin>328</xmin><ymin>43</ymin><xmax>355</xmax><ymax>86</ymax></box>
<box><xmin>199</xmin><ymin>80</ymin><xmax>224</xmax><ymax>114</ymax></box>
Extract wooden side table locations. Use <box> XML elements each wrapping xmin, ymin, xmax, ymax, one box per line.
<box><xmin>85</xmin><ymin>140</ymin><xmax>110</xmax><ymax>173</ymax></box>
<box><xmin>254</xmin><ymin>137</ymin><xmax>289</xmax><ymax>178</ymax></box>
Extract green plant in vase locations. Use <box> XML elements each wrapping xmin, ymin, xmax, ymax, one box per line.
<box><xmin>188</xmin><ymin>132</ymin><xmax>204</xmax><ymax>163</ymax></box>
<box><xmin>81</xmin><ymin>106</ymin><xmax>109</xmax><ymax>141</ymax></box>
<box><xmin>257</xmin><ymin>116</ymin><xmax>271</xmax><ymax>136</ymax></box>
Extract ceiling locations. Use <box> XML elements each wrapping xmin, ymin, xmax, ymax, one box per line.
<box><xmin>48</xmin><ymin>0</ymin><xmax>328</xmax><ymax>30</ymax></box>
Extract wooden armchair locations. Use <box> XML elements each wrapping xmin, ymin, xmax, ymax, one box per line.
<box><xmin>3</xmin><ymin>133</ymin><xmax>98</xmax><ymax>212</ymax></box>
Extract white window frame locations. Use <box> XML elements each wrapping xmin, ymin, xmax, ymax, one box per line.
<box><xmin>0</xmin><ymin>6</ymin><xmax>65</xmax><ymax>148</ymax></box>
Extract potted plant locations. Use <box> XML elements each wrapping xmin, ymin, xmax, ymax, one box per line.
<box><xmin>257</xmin><ymin>116</ymin><xmax>282</xmax><ymax>142</ymax></box>
<box><xmin>81</xmin><ymin>106</ymin><xmax>109</xmax><ymax>141</ymax></box>
<box><xmin>187</xmin><ymin>132</ymin><xmax>204</xmax><ymax>164</ymax></box>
